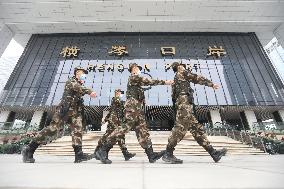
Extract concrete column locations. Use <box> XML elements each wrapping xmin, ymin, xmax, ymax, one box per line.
<box><xmin>0</xmin><ymin>111</ymin><xmax>11</xmax><ymax>128</ymax></box>
<box><xmin>274</xmin><ymin>23</ymin><xmax>284</xmax><ymax>47</ymax></box>
<box><xmin>0</xmin><ymin>24</ymin><xmax>14</xmax><ymax>58</ymax></box>
<box><xmin>0</xmin><ymin>111</ymin><xmax>10</xmax><ymax>123</ymax></box>
<box><xmin>243</xmin><ymin>110</ymin><xmax>258</xmax><ymax>130</ymax></box>
<box><xmin>101</xmin><ymin>111</ymin><xmax>109</xmax><ymax>132</ymax></box>
<box><xmin>30</xmin><ymin>111</ymin><xmax>44</xmax><ymax>129</ymax></box>
<box><xmin>209</xmin><ymin>110</ymin><xmax>222</xmax><ymax>128</ymax></box>
<box><xmin>276</xmin><ymin>110</ymin><xmax>284</xmax><ymax>122</ymax></box>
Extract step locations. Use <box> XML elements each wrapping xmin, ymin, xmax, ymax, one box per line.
<box><xmin>35</xmin><ymin>131</ymin><xmax>266</xmax><ymax>156</ymax></box>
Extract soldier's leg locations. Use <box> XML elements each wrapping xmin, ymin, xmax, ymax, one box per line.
<box><xmin>95</xmin><ymin>107</ymin><xmax>135</xmax><ymax>163</ymax></box>
<box><xmin>93</xmin><ymin>124</ymin><xmax>115</xmax><ymax>160</ymax></box>
<box><xmin>22</xmin><ymin>110</ymin><xmax>64</xmax><ymax>163</ymax></box>
<box><xmin>163</xmin><ymin>98</ymin><xmax>190</xmax><ymax>163</ymax></box>
<box><xmin>103</xmin><ymin>99</ymin><xmax>137</xmax><ymax>146</ymax></box>
<box><xmin>135</xmin><ymin>112</ymin><xmax>151</xmax><ymax>149</ymax></box>
<box><xmin>70</xmin><ymin>112</ymin><xmax>92</xmax><ymax>163</ymax></box>
<box><xmin>188</xmin><ymin>110</ymin><xmax>227</xmax><ymax>163</ymax></box>
<box><xmin>96</xmin><ymin>99</ymin><xmax>154</xmax><ymax>163</ymax></box>
<box><xmin>117</xmin><ymin>134</ymin><xmax>126</xmax><ymax>150</ymax></box>
<box><xmin>133</xmin><ymin>108</ymin><xmax>165</xmax><ymax>163</ymax></box>
<box><xmin>117</xmin><ymin>133</ymin><xmax>136</xmax><ymax>161</ymax></box>
<box><xmin>97</xmin><ymin>124</ymin><xmax>115</xmax><ymax>149</ymax></box>
<box><xmin>95</xmin><ymin>124</ymin><xmax>131</xmax><ymax>164</ymax></box>
<box><xmin>34</xmin><ymin>113</ymin><xmax>63</xmax><ymax>144</ymax></box>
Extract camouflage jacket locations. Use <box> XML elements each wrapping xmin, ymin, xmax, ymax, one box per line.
<box><xmin>105</xmin><ymin>97</ymin><xmax>125</xmax><ymax>123</ymax></box>
<box><xmin>126</xmin><ymin>75</ymin><xmax>166</xmax><ymax>102</ymax></box>
<box><xmin>61</xmin><ymin>76</ymin><xmax>93</xmax><ymax>107</ymax></box>
<box><xmin>172</xmin><ymin>70</ymin><xmax>214</xmax><ymax>103</ymax></box>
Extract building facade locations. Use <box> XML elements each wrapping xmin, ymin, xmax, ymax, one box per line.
<box><xmin>1</xmin><ymin>32</ymin><xmax>284</xmax><ymax>130</ymax></box>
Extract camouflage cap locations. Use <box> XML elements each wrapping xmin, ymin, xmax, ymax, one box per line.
<box><xmin>74</xmin><ymin>66</ymin><xmax>88</xmax><ymax>75</ymax></box>
<box><xmin>128</xmin><ymin>63</ymin><xmax>142</xmax><ymax>73</ymax></box>
<box><xmin>115</xmin><ymin>89</ymin><xmax>124</xmax><ymax>94</ymax></box>
<box><xmin>171</xmin><ymin>62</ymin><xmax>185</xmax><ymax>72</ymax></box>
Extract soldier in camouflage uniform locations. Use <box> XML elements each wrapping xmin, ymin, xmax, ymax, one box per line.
<box><xmin>22</xmin><ymin>67</ymin><xmax>97</xmax><ymax>163</ymax></box>
<box><xmin>162</xmin><ymin>62</ymin><xmax>227</xmax><ymax>164</ymax></box>
<box><xmin>94</xmin><ymin>89</ymin><xmax>136</xmax><ymax>161</ymax></box>
<box><xmin>95</xmin><ymin>63</ymin><xmax>174</xmax><ymax>164</ymax></box>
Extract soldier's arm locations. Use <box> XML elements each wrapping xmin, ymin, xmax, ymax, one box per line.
<box><xmin>184</xmin><ymin>71</ymin><xmax>214</xmax><ymax>87</ymax></box>
<box><xmin>136</xmin><ymin>76</ymin><xmax>166</xmax><ymax>86</ymax></box>
<box><xmin>70</xmin><ymin>81</ymin><xmax>93</xmax><ymax>95</ymax></box>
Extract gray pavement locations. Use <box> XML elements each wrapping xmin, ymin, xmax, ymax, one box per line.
<box><xmin>0</xmin><ymin>154</ymin><xmax>283</xmax><ymax>189</ymax></box>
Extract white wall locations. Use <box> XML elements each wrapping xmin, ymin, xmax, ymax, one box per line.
<box><xmin>0</xmin><ymin>24</ymin><xmax>14</xmax><ymax>58</ymax></box>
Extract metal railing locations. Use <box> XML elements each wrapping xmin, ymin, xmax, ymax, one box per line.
<box><xmin>205</xmin><ymin>123</ymin><xmax>267</xmax><ymax>152</ymax></box>
<box><xmin>252</xmin><ymin>121</ymin><xmax>284</xmax><ymax>133</ymax></box>
<box><xmin>0</xmin><ymin>122</ymin><xmax>39</xmax><ymax>136</ymax></box>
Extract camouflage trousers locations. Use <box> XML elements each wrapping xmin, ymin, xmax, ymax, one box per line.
<box><xmin>167</xmin><ymin>95</ymin><xmax>211</xmax><ymax>151</ymax></box>
<box><xmin>97</xmin><ymin>121</ymin><xmax>127</xmax><ymax>151</ymax></box>
<box><xmin>105</xmin><ymin>97</ymin><xmax>152</xmax><ymax>149</ymax></box>
<box><xmin>33</xmin><ymin>105</ymin><xmax>84</xmax><ymax>146</ymax></box>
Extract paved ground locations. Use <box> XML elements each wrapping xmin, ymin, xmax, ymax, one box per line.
<box><xmin>0</xmin><ymin>154</ymin><xmax>283</xmax><ymax>189</ymax></box>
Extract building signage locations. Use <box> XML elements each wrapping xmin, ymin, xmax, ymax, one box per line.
<box><xmin>60</xmin><ymin>46</ymin><xmax>80</xmax><ymax>58</ymax></box>
<box><xmin>207</xmin><ymin>46</ymin><xmax>226</xmax><ymax>57</ymax></box>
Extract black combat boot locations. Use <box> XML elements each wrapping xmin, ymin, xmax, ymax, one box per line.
<box><xmin>93</xmin><ymin>145</ymin><xmax>100</xmax><ymax>160</ymax></box>
<box><xmin>95</xmin><ymin>142</ymin><xmax>113</xmax><ymax>164</ymax></box>
<box><xmin>121</xmin><ymin>148</ymin><xmax>136</xmax><ymax>161</ymax></box>
<box><xmin>22</xmin><ymin>141</ymin><xmax>40</xmax><ymax>163</ymax></box>
<box><xmin>73</xmin><ymin>145</ymin><xmax>93</xmax><ymax>163</ymax></box>
<box><xmin>145</xmin><ymin>145</ymin><xmax>165</xmax><ymax>163</ymax></box>
<box><xmin>162</xmin><ymin>146</ymin><xmax>183</xmax><ymax>164</ymax></box>
<box><xmin>207</xmin><ymin>145</ymin><xmax>227</xmax><ymax>163</ymax></box>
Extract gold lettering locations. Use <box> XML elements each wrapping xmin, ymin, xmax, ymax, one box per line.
<box><xmin>60</xmin><ymin>46</ymin><xmax>80</xmax><ymax>58</ymax></box>
<box><xmin>108</xmin><ymin>45</ymin><xmax>129</xmax><ymax>56</ymax></box>
<box><xmin>161</xmin><ymin>47</ymin><xmax>176</xmax><ymax>56</ymax></box>
<box><xmin>207</xmin><ymin>46</ymin><xmax>226</xmax><ymax>58</ymax></box>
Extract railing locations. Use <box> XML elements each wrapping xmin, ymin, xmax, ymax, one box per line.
<box><xmin>0</xmin><ymin>122</ymin><xmax>39</xmax><ymax>135</ymax></box>
<box><xmin>205</xmin><ymin>123</ymin><xmax>267</xmax><ymax>152</ymax></box>
<box><xmin>252</xmin><ymin>121</ymin><xmax>284</xmax><ymax>133</ymax></box>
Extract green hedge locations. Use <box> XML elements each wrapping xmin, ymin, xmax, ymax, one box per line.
<box><xmin>0</xmin><ymin>138</ymin><xmax>31</xmax><ymax>154</ymax></box>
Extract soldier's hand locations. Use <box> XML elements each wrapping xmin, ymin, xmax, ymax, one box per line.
<box><xmin>165</xmin><ymin>80</ymin><xmax>174</xmax><ymax>85</ymax></box>
<box><xmin>212</xmin><ymin>84</ymin><xmax>220</xmax><ymax>90</ymax></box>
<box><xmin>90</xmin><ymin>92</ymin><xmax>97</xmax><ymax>98</ymax></box>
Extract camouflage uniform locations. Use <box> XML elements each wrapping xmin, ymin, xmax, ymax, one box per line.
<box><xmin>22</xmin><ymin>67</ymin><xmax>94</xmax><ymax>163</ymax></box>
<box><xmin>105</xmin><ymin>75</ymin><xmax>166</xmax><ymax>148</ymax></box>
<box><xmin>167</xmin><ymin>70</ymin><xmax>213</xmax><ymax>150</ymax></box>
<box><xmin>95</xmin><ymin>66</ymin><xmax>168</xmax><ymax>163</ymax></box>
<box><xmin>33</xmin><ymin>76</ymin><xmax>92</xmax><ymax>146</ymax></box>
<box><xmin>97</xmin><ymin>96</ymin><xmax>127</xmax><ymax>149</ymax></box>
<box><xmin>163</xmin><ymin>62</ymin><xmax>227</xmax><ymax>163</ymax></box>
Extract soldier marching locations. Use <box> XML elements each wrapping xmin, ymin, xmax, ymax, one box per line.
<box><xmin>94</xmin><ymin>89</ymin><xmax>136</xmax><ymax>161</ymax></box>
<box><xmin>22</xmin><ymin>67</ymin><xmax>96</xmax><ymax>163</ymax></box>
<box><xmin>22</xmin><ymin>62</ymin><xmax>227</xmax><ymax>164</ymax></box>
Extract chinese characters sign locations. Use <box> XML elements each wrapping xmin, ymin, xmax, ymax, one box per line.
<box><xmin>207</xmin><ymin>46</ymin><xmax>226</xmax><ymax>58</ymax></box>
<box><xmin>60</xmin><ymin>46</ymin><xmax>80</xmax><ymax>58</ymax></box>
<box><xmin>60</xmin><ymin>45</ymin><xmax>226</xmax><ymax>58</ymax></box>
<box><xmin>108</xmin><ymin>45</ymin><xmax>129</xmax><ymax>56</ymax></box>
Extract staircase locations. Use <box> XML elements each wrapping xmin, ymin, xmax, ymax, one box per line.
<box><xmin>35</xmin><ymin>131</ymin><xmax>266</xmax><ymax>156</ymax></box>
